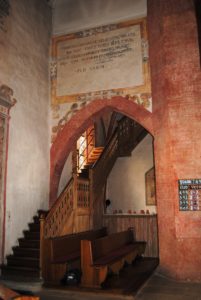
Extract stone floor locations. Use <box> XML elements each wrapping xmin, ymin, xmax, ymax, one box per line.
<box><xmin>136</xmin><ymin>273</ymin><xmax>201</xmax><ymax>300</ymax></box>
<box><xmin>1</xmin><ymin>271</ymin><xmax>201</xmax><ymax>300</ymax></box>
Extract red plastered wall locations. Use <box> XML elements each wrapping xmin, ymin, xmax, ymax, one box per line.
<box><xmin>148</xmin><ymin>0</ymin><xmax>201</xmax><ymax>281</ymax></box>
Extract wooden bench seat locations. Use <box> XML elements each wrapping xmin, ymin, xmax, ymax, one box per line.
<box><xmin>81</xmin><ymin>229</ymin><xmax>146</xmax><ymax>288</ymax></box>
<box><xmin>42</xmin><ymin>227</ymin><xmax>107</xmax><ymax>285</ymax></box>
<box><xmin>93</xmin><ymin>242</ymin><xmax>145</xmax><ymax>266</ymax></box>
<box><xmin>50</xmin><ymin>227</ymin><xmax>107</xmax><ymax>264</ymax></box>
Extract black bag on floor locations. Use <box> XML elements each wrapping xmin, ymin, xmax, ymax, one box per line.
<box><xmin>60</xmin><ymin>268</ymin><xmax>82</xmax><ymax>286</ymax></box>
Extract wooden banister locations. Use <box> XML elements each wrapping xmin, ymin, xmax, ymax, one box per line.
<box><xmin>42</xmin><ymin>175</ymin><xmax>91</xmax><ymax>239</ymax></box>
<box><xmin>77</xmin><ymin>177</ymin><xmax>90</xmax><ymax>209</ymax></box>
<box><xmin>76</xmin><ymin>126</ymin><xmax>95</xmax><ymax>173</ymax></box>
<box><xmin>91</xmin><ymin>129</ymin><xmax>118</xmax><ymax>194</ymax></box>
<box><xmin>44</xmin><ymin>178</ymin><xmax>74</xmax><ymax>238</ymax></box>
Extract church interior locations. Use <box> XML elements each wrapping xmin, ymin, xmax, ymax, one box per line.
<box><xmin>0</xmin><ymin>0</ymin><xmax>201</xmax><ymax>299</ymax></box>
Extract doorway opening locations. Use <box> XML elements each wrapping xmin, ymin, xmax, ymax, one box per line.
<box><xmin>54</xmin><ymin>106</ymin><xmax>159</xmax><ymax>294</ymax></box>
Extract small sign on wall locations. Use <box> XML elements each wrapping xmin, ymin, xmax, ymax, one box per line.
<box><xmin>178</xmin><ymin>179</ymin><xmax>201</xmax><ymax>211</ymax></box>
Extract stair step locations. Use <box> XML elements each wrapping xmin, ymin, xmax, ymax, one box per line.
<box><xmin>89</xmin><ymin>152</ymin><xmax>102</xmax><ymax>157</ymax></box>
<box><xmin>23</xmin><ymin>231</ymin><xmax>40</xmax><ymax>240</ymax></box>
<box><xmin>87</xmin><ymin>157</ymin><xmax>100</xmax><ymax>162</ymax></box>
<box><xmin>18</xmin><ymin>239</ymin><xmax>40</xmax><ymax>249</ymax></box>
<box><xmin>28</xmin><ymin>222</ymin><xmax>40</xmax><ymax>232</ymax></box>
<box><xmin>1</xmin><ymin>265</ymin><xmax>40</xmax><ymax>277</ymax></box>
<box><xmin>79</xmin><ymin>168</ymin><xmax>89</xmax><ymax>178</ymax></box>
<box><xmin>33</xmin><ymin>216</ymin><xmax>40</xmax><ymax>224</ymax></box>
<box><xmin>7</xmin><ymin>256</ymin><xmax>39</xmax><ymax>268</ymax></box>
<box><xmin>12</xmin><ymin>247</ymin><xmax>39</xmax><ymax>258</ymax></box>
<box><xmin>91</xmin><ymin>147</ymin><xmax>104</xmax><ymax>152</ymax></box>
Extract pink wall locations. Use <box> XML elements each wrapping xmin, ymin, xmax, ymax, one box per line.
<box><xmin>50</xmin><ymin>0</ymin><xmax>201</xmax><ymax>281</ymax></box>
<box><xmin>148</xmin><ymin>0</ymin><xmax>201</xmax><ymax>281</ymax></box>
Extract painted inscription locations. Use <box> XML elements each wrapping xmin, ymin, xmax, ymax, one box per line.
<box><xmin>56</xmin><ymin>25</ymin><xmax>143</xmax><ymax>96</ymax></box>
<box><xmin>178</xmin><ymin>179</ymin><xmax>201</xmax><ymax>211</ymax></box>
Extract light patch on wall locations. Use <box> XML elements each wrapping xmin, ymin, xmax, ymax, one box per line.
<box><xmin>106</xmin><ymin>134</ymin><xmax>156</xmax><ymax>215</ymax></box>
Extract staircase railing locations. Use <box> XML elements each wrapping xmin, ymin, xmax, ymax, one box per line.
<box><xmin>42</xmin><ymin>175</ymin><xmax>91</xmax><ymax>239</ymax></box>
<box><xmin>43</xmin><ymin>178</ymin><xmax>74</xmax><ymax>238</ymax></box>
<box><xmin>77</xmin><ymin>177</ymin><xmax>90</xmax><ymax>210</ymax></box>
<box><xmin>77</xmin><ymin>126</ymin><xmax>95</xmax><ymax>173</ymax></box>
<box><xmin>118</xmin><ymin>117</ymin><xmax>147</xmax><ymax>156</ymax></box>
<box><xmin>91</xmin><ymin>129</ymin><xmax>119</xmax><ymax>194</ymax></box>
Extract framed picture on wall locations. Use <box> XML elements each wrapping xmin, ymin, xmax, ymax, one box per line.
<box><xmin>145</xmin><ymin>167</ymin><xmax>156</xmax><ymax>206</ymax></box>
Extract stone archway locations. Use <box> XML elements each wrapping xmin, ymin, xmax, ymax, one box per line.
<box><xmin>50</xmin><ymin>96</ymin><xmax>154</xmax><ymax>206</ymax></box>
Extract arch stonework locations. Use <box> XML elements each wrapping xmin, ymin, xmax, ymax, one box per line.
<box><xmin>50</xmin><ymin>96</ymin><xmax>154</xmax><ymax>205</ymax></box>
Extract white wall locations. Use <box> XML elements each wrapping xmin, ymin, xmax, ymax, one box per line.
<box><xmin>52</xmin><ymin>0</ymin><xmax>147</xmax><ymax>35</ymax></box>
<box><xmin>57</xmin><ymin>152</ymin><xmax>73</xmax><ymax>196</ymax></box>
<box><xmin>0</xmin><ymin>0</ymin><xmax>52</xmax><ymax>256</ymax></box>
<box><xmin>106</xmin><ymin>134</ymin><xmax>156</xmax><ymax>214</ymax></box>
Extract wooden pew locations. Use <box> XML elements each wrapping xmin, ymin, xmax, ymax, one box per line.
<box><xmin>81</xmin><ymin>229</ymin><xmax>146</xmax><ymax>288</ymax></box>
<box><xmin>42</xmin><ymin>227</ymin><xmax>107</xmax><ymax>285</ymax></box>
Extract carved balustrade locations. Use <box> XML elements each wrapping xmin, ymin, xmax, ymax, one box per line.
<box><xmin>43</xmin><ymin>178</ymin><xmax>74</xmax><ymax>238</ymax></box>
<box><xmin>91</xmin><ymin>130</ymin><xmax>119</xmax><ymax>193</ymax></box>
<box><xmin>77</xmin><ymin>177</ymin><xmax>90</xmax><ymax>209</ymax></box>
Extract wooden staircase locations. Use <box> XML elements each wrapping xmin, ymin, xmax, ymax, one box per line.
<box><xmin>1</xmin><ymin>210</ymin><xmax>47</xmax><ymax>279</ymax></box>
<box><xmin>84</xmin><ymin>146</ymin><xmax>104</xmax><ymax>166</ymax></box>
<box><xmin>79</xmin><ymin>146</ymin><xmax>104</xmax><ymax>178</ymax></box>
<box><xmin>1</xmin><ymin>117</ymin><xmax>147</xmax><ymax>281</ymax></box>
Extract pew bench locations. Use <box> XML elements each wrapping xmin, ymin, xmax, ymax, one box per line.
<box><xmin>42</xmin><ymin>227</ymin><xmax>107</xmax><ymax>285</ymax></box>
<box><xmin>51</xmin><ymin>227</ymin><xmax>107</xmax><ymax>264</ymax></box>
<box><xmin>81</xmin><ymin>229</ymin><xmax>146</xmax><ymax>288</ymax></box>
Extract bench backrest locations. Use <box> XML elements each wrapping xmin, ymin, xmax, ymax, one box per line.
<box><xmin>91</xmin><ymin>229</ymin><xmax>134</xmax><ymax>260</ymax></box>
<box><xmin>51</xmin><ymin>227</ymin><xmax>107</xmax><ymax>262</ymax></box>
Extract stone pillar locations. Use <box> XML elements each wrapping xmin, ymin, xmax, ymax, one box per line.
<box><xmin>0</xmin><ymin>84</ymin><xmax>16</xmax><ymax>263</ymax></box>
<box><xmin>148</xmin><ymin>0</ymin><xmax>201</xmax><ymax>281</ymax></box>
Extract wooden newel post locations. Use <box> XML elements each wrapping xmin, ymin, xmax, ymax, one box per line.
<box><xmin>89</xmin><ymin>168</ymin><xmax>94</xmax><ymax>230</ymax></box>
<box><xmin>73</xmin><ymin>174</ymin><xmax>78</xmax><ymax>233</ymax></box>
<box><xmin>39</xmin><ymin>213</ymin><xmax>46</xmax><ymax>280</ymax></box>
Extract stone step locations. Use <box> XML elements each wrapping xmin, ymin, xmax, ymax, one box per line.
<box><xmin>1</xmin><ymin>265</ymin><xmax>40</xmax><ymax>277</ymax></box>
<box><xmin>12</xmin><ymin>247</ymin><xmax>39</xmax><ymax>258</ymax></box>
<box><xmin>23</xmin><ymin>230</ymin><xmax>40</xmax><ymax>240</ymax></box>
<box><xmin>28</xmin><ymin>222</ymin><xmax>40</xmax><ymax>232</ymax></box>
<box><xmin>18</xmin><ymin>239</ymin><xmax>40</xmax><ymax>249</ymax></box>
<box><xmin>7</xmin><ymin>256</ymin><xmax>39</xmax><ymax>268</ymax></box>
<box><xmin>33</xmin><ymin>216</ymin><xmax>40</xmax><ymax>224</ymax></box>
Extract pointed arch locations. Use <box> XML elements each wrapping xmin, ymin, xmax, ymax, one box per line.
<box><xmin>50</xmin><ymin>96</ymin><xmax>154</xmax><ymax>205</ymax></box>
